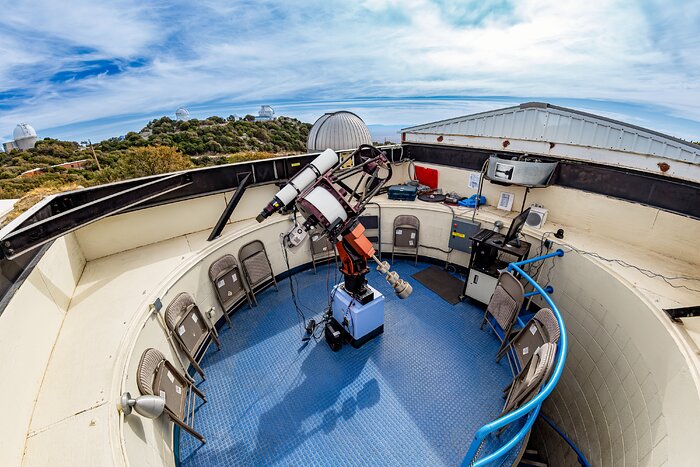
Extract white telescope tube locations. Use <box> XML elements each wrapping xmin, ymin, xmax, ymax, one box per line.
<box><xmin>302</xmin><ymin>186</ymin><xmax>348</xmax><ymax>226</ymax></box>
<box><xmin>257</xmin><ymin>148</ymin><xmax>339</xmax><ymax>221</ymax></box>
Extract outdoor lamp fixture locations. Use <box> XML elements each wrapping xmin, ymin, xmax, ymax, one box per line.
<box><xmin>118</xmin><ymin>392</ymin><xmax>165</xmax><ymax>419</ymax></box>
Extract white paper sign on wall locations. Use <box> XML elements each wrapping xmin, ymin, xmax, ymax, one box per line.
<box><xmin>497</xmin><ymin>192</ymin><xmax>514</xmax><ymax>211</ymax></box>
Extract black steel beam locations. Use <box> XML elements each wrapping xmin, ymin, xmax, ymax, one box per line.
<box><xmin>11</xmin><ymin>153</ymin><xmax>321</xmax><ymax>230</ymax></box>
<box><xmin>664</xmin><ymin>306</ymin><xmax>700</xmax><ymax>323</ymax></box>
<box><xmin>0</xmin><ymin>173</ymin><xmax>192</xmax><ymax>259</ymax></box>
<box><xmin>207</xmin><ymin>172</ymin><xmax>252</xmax><ymax>241</ymax></box>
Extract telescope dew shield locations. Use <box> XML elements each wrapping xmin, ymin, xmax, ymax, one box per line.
<box><xmin>256</xmin><ymin>148</ymin><xmax>339</xmax><ymax>222</ymax></box>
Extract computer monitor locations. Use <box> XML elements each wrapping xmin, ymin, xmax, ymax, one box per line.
<box><xmin>503</xmin><ymin>207</ymin><xmax>531</xmax><ymax>246</ymax></box>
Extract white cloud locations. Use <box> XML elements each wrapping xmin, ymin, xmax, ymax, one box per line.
<box><xmin>1</xmin><ymin>0</ymin><xmax>160</xmax><ymax>56</ymax></box>
<box><xmin>1</xmin><ymin>0</ymin><xmax>699</xmax><ymax>141</ymax></box>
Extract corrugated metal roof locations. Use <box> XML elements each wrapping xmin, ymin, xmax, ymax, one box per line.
<box><xmin>402</xmin><ymin>102</ymin><xmax>700</xmax><ymax>165</ymax></box>
<box><xmin>307</xmin><ymin>111</ymin><xmax>372</xmax><ymax>151</ymax></box>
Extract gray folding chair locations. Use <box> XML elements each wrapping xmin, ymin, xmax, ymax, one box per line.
<box><xmin>209</xmin><ymin>254</ymin><xmax>253</xmax><ymax>327</ymax></box>
<box><xmin>500</xmin><ymin>342</ymin><xmax>557</xmax><ymax>420</ymax></box>
<box><xmin>480</xmin><ymin>271</ymin><xmax>525</xmax><ymax>357</ymax></box>
<box><xmin>165</xmin><ymin>292</ymin><xmax>221</xmax><ymax>380</ymax></box>
<box><xmin>309</xmin><ymin>230</ymin><xmax>337</xmax><ymax>273</ymax></box>
<box><xmin>392</xmin><ymin>215</ymin><xmax>420</xmax><ymax>264</ymax></box>
<box><xmin>498</xmin><ymin>307</ymin><xmax>560</xmax><ymax>373</ymax></box>
<box><xmin>239</xmin><ymin>240</ymin><xmax>278</xmax><ymax>305</ymax></box>
<box><xmin>137</xmin><ymin>348</ymin><xmax>207</xmax><ymax>444</ymax></box>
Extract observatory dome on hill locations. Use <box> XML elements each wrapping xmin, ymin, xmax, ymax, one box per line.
<box><xmin>307</xmin><ymin>111</ymin><xmax>372</xmax><ymax>152</ymax></box>
<box><xmin>255</xmin><ymin>105</ymin><xmax>275</xmax><ymax>121</ymax></box>
<box><xmin>4</xmin><ymin>123</ymin><xmax>38</xmax><ymax>151</ymax></box>
<box><xmin>175</xmin><ymin>108</ymin><xmax>190</xmax><ymax>121</ymax></box>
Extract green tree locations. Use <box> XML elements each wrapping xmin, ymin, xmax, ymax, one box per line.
<box><xmin>111</xmin><ymin>146</ymin><xmax>192</xmax><ymax>179</ymax></box>
<box><xmin>0</xmin><ymin>114</ymin><xmax>312</xmax><ymax>199</ymax></box>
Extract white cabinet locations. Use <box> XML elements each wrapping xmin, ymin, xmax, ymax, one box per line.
<box><xmin>465</xmin><ymin>269</ymin><xmax>498</xmax><ymax>304</ymax></box>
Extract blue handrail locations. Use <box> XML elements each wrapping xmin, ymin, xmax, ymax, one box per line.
<box><xmin>462</xmin><ymin>249</ymin><xmax>567</xmax><ymax>467</ymax></box>
<box><xmin>524</xmin><ymin>285</ymin><xmax>553</xmax><ymax>298</ymax></box>
<box><xmin>539</xmin><ymin>413</ymin><xmax>590</xmax><ymax>466</ymax></box>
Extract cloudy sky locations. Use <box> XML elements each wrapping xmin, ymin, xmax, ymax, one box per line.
<box><xmin>1</xmin><ymin>0</ymin><xmax>699</xmax><ymax>143</ymax></box>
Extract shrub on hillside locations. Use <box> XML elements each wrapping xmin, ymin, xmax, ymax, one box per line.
<box><xmin>94</xmin><ymin>146</ymin><xmax>192</xmax><ymax>183</ymax></box>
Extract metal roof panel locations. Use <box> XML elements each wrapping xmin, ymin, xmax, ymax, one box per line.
<box><xmin>402</xmin><ymin>102</ymin><xmax>700</xmax><ymax>165</ymax></box>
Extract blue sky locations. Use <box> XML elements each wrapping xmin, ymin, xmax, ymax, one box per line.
<box><xmin>1</xmin><ymin>0</ymin><xmax>699</xmax><ymax>143</ymax></box>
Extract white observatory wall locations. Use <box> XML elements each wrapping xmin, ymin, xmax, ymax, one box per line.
<box><xmin>412</xmin><ymin>162</ymin><xmax>700</xmax><ymax>264</ymax></box>
<box><xmin>530</xmin><ymin>248</ymin><xmax>698</xmax><ymax>466</ymax></box>
<box><xmin>15</xmin><ymin>137</ymin><xmax>38</xmax><ymax>150</ymax></box>
<box><xmin>0</xmin><ymin>234</ymin><xmax>85</xmax><ymax>467</ymax></box>
<box><xmin>73</xmin><ymin>187</ymin><xmax>278</xmax><ymax>261</ymax></box>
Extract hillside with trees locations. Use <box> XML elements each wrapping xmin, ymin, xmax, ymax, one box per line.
<box><xmin>99</xmin><ymin>115</ymin><xmax>310</xmax><ymax>155</ymax></box>
<box><xmin>0</xmin><ymin>116</ymin><xmax>311</xmax><ymax>200</ymax></box>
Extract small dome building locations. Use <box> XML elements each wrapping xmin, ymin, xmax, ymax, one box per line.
<box><xmin>12</xmin><ymin>123</ymin><xmax>37</xmax><ymax>150</ymax></box>
<box><xmin>307</xmin><ymin>111</ymin><xmax>372</xmax><ymax>152</ymax></box>
<box><xmin>175</xmin><ymin>108</ymin><xmax>190</xmax><ymax>121</ymax></box>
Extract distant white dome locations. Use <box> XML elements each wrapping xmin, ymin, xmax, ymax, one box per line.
<box><xmin>13</xmin><ymin>123</ymin><xmax>36</xmax><ymax>141</ymax></box>
<box><xmin>175</xmin><ymin>108</ymin><xmax>190</xmax><ymax>121</ymax></box>
<box><xmin>307</xmin><ymin>111</ymin><xmax>372</xmax><ymax>152</ymax></box>
<box><xmin>12</xmin><ymin>123</ymin><xmax>37</xmax><ymax>150</ymax></box>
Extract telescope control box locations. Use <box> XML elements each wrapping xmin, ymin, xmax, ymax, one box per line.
<box><xmin>331</xmin><ymin>283</ymin><xmax>385</xmax><ymax>348</ymax></box>
<box><xmin>448</xmin><ymin>217</ymin><xmax>481</xmax><ymax>253</ymax></box>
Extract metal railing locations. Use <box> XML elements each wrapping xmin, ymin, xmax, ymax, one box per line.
<box><xmin>462</xmin><ymin>249</ymin><xmax>567</xmax><ymax>466</ymax></box>
<box><xmin>539</xmin><ymin>413</ymin><xmax>591</xmax><ymax>467</ymax></box>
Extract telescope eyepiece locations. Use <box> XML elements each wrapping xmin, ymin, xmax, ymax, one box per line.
<box><xmin>257</xmin><ymin>197</ymin><xmax>283</xmax><ymax>222</ymax></box>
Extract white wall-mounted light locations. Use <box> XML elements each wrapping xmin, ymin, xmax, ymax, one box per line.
<box><xmin>118</xmin><ymin>392</ymin><xmax>165</xmax><ymax>419</ymax></box>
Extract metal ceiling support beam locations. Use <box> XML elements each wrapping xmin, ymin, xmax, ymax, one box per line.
<box><xmin>664</xmin><ymin>306</ymin><xmax>700</xmax><ymax>323</ymax></box>
<box><xmin>207</xmin><ymin>172</ymin><xmax>252</xmax><ymax>241</ymax></box>
<box><xmin>9</xmin><ymin>150</ymin><xmax>399</xmax><ymax>230</ymax></box>
<box><xmin>0</xmin><ymin>173</ymin><xmax>192</xmax><ymax>260</ymax></box>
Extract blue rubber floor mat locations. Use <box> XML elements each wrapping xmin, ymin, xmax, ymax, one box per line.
<box><xmin>179</xmin><ymin>261</ymin><xmax>516</xmax><ymax>466</ymax></box>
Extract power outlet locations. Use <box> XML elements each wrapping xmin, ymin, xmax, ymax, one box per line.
<box><xmin>543</xmin><ymin>239</ymin><xmax>553</xmax><ymax>250</ymax></box>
